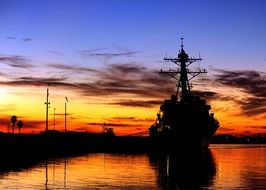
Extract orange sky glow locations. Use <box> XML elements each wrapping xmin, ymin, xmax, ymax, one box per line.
<box><xmin>0</xmin><ymin>70</ymin><xmax>265</xmax><ymax>136</ymax></box>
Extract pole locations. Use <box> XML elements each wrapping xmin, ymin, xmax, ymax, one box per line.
<box><xmin>45</xmin><ymin>88</ymin><xmax>50</xmax><ymax>132</ymax></box>
<box><xmin>54</xmin><ymin>108</ymin><xmax>56</xmax><ymax>130</ymax></box>
<box><xmin>64</xmin><ymin>102</ymin><xmax>66</xmax><ymax>133</ymax></box>
<box><xmin>64</xmin><ymin>97</ymin><xmax>68</xmax><ymax>133</ymax></box>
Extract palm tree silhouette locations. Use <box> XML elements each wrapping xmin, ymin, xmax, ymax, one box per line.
<box><xmin>10</xmin><ymin>115</ymin><xmax>17</xmax><ymax>134</ymax></box>
<box><xmin>17</xmin><ymin>120</ymin><xmax>23</xmax><ymax>134</ymax></box>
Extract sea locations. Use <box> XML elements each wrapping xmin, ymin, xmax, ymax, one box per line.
<box><xmin>0</xmin><ymin>144</ymin><xmax>265</xmax><ymax>189</ymax></box>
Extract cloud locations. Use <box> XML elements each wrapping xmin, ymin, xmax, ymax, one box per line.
<box><xmin>191</xmin><ymin>90</ymin><xmax>218</xmax><ymax>100</ymax></box>
<box><xmin>0</xmin><ymin>104</ymin><xmax>16</xmax><ymax>112</ymax></box>
<box><xmin>218</xmin><ymin>127</ymin><xmax>236</xmax><ymax>132</ymax></box>
<box><xmin>106</xmin><ymin>116</ymin><xmax>154</xmax><ymax>123</ymax></box>
<box><xmin>86</xmin><ymin>122</ymin><xmax>137</xmax><ymax>128</ymax></box>
<box><xmin>0</xmin><ymin>76</ymin><xmax>72</xmax><ymax>87</ymax></box>
<box><xmin>32</xmin><ymin>63</ymin><xmax>173</xmax><ymax>100</ymax></box>
<box><xmin>214</xmin><ymin>69</ymin><xmax>266</xmax><ymax>96</ymax></box>
<box><xmin>5</xmin><ymin>37</ymin><xmax>33</xmax><ymax>42</ymax></box>
<box><xmin>47</xmin><ymin>63</ymin><xmax>97</xmax><ymax>73</ymax></box>
<box><xmin>0</xmin><ymin>62</ymin><xmax>176</xmax><ymax>107</ymax></box>
<box><xmin>6</xmin><ymin>36</ymin><xmax>16</xmax><ymax>40</ymax></box>
<box><xmin>78</xmin><ymin>48</ymin><xmax>139</xmax><ymax>61</ymax></box>
<box><xmin>0</xmin><ymin>72</ymin><xmax>7</xmax><ymax>76</ymax></box>
<box><xmin>249</xmin><ymin>126</ymin><xmax>266</xmax><ymax>130</ymax></box>
<box><xmin>49</xmin><ymin>113</ymin><xmax>71</xmax><ymax>116</ymax></box>
<box><xmin>47</xmin><ymin>50</ymin><xmax>63</xmax><ymax>56</ymax></box>
<box><xmin>77</xmin><ymin>48</ymin><xmax>107</xmax><ymax>57</ymax></box>
<box><xmin>214</xmin><ymin>69</ymin><xmax>266</xmax><ymax>116</ymax></box>
<box><xmin>22</xmin><ymin>120</ymin><xmax>45</xmax><ymax>131</ymax></box>
<box><xmin>110</xmin><ymin>99</ymin><xmax>162</xmax><ymax>108</ymax></box>
<box><xmin>0</xmin><ymin>55</ymin><xmax>33</xmax><ymax>68</ymax></box>
<box><xmin>22</xmin><ymin>38</ymin><xmax>33</xmax><ymax>42</ymax></box>
<box><xmin>79</xmin><ymin>63</ymin><xmax>175</xmax><ymax>99</ymax></box>
<box><xmin>89</xmin><ymin>51</ymin><xmax>138</xmax><ymax>58</ymax></box>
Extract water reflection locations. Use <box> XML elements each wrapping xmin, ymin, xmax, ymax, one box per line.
<box><xmin>0</xmin><ymin>156</ymin><xmax>44</xmax><ymax>177</ymax></box>
<box><xmin>149</xmin><ymin>149</ymin><xmax>216</xmax><ymax>189</ymax></box>
<box><xmin>45</xmin><ymin>157</ymin><xmax>67</xmax><ymax>190</ymax></box>
<box><xmin>0</xmin><ymin>145</ymin><xmax>265</xmax><ymax>189</ymax></box>
<box><xmin>0</xmin><ymin>150</ymin><xmax>216</xmax><ymax>189</ymax></box>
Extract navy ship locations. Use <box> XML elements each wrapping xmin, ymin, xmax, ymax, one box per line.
<box><xmin>149</xmin><ymin>38</ymin><xmax>219</xmax><ymax>150</ymax></box>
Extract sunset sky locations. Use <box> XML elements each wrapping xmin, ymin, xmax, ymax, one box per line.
<box><xmin>0</xmin><ymin>0</ymin><xmax>265</xmax><ymax>135</ymax></box>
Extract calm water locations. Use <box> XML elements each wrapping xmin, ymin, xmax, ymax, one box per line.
<box><xmin>0</xmin><ymin>144</ymin><xmax>265</xmax><ymax>189</ymax></box>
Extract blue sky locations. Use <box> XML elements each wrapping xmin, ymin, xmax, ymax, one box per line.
<box><xmin>1</xmin><ymin>0</ymin><xmax>266</xmax><ymax>70</ymax></box>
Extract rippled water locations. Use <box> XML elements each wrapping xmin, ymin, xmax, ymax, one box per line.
<box><xmin>0</xmin><ymin>144</ymin><xmax>265</xmax><ymax>189</ymax></box>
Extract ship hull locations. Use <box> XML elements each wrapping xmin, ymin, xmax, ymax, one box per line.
<box><xmin>149</xmin><ymin>96</ymin><xmax>220</xmax><ymax>151</ymax></box>
<box><xmin>150</xmin><ymin>128</ymin><xmax>218</xmax><ymax>152</ymax></box>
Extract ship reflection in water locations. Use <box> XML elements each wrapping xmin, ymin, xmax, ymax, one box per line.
<box><xmin>0</xmin><ymin>145</ymin><xmax>265</xmax><ymax>189</ymax></box>
<box><xmin>149</xmin><ymin>150</ymin><xmax>216</xmax><ymax>189</ymax></box>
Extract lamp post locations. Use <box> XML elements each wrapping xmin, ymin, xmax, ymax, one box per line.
<box><xmin>65</xmin><ymin>97</ymin><xmax>68</xmax><ymax>133</ymax></box>
<box><xmin>54</xmin><ymin>108</ymin><xmax>56</xmax><ymax>130</ymax></box>
<box><xmin>45</xmin><ymin>87</ymin><xmax>50</xmax><ymax>132</ymax></box>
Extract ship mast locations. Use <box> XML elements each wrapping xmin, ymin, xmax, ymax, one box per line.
<box><xmin>160</xmin><ymin>38</ymin><xmax>206</xmax><ymax>100</ymax></box>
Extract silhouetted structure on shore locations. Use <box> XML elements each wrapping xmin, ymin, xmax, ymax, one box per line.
<box><xmin>0</xmin><ymin>131</ymin><xmax>264</xmax><ymax>161</ymax></box>
<box><xmin>212</xmin><ymin>134</ymin><xmax>266</xmax><ymax>144</ymax></box>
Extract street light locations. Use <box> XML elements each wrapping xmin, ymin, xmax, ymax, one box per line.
<box><xmin>54</xmin><ymin>108</ymin><xmax>56</xmax><ymax>130</ymax></box>
<box><xmin>45</xmin><ymin>87</ymin><xmax>50</xmax><ymax>132</ymax></box>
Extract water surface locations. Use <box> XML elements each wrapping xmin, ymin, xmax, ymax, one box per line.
<box><xmin>0</xmin><ymin>144</ymin><xmax>265</xmax><ymax>189</ymax></box>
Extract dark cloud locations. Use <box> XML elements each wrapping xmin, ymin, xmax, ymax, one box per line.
<box><xmin>218</xmin><ymin>127</ymin><xmax>236</xmax><ymax>132</ymax></box>
<box><xmin>81</xmin><ymin>63</ymin><xmax>175</xmax><ymax>98</ymax></box>
<box><xmin>6</xmin><ymin>36</ymin><xmax>16</xmax><ymax>40</ymax></box>
<box><xmin>109</xmin><ymin>63</ymin><xmax>145</xmax><ymax>74</ymax></box>
<box><xmin>78</xmin><ymin>48</ymin><xmax>107</xmax><ymax>57</ymax></box>
<box><xmin>74</xmin><ymin>126</ymin><xmax>91</xmax><ymax>132</ymax></box>
<box><xmin>106</xmin><ymin>117</ymin><xmax>154</xmax><ymax>123</ymax></box>
<box><xmin>0</xmin><ymin>55</ymin><xmax>33</xmax><ymax>68</ymax></box>
<box><xmin>78</xmin><ymin>48</ymin><xmax>139</xmax><ymax>61</ymax></box>
<box><xmin>22</xmin><ymin>38</ymin><xmax>33</xmax><ymax>42</ymax></box>
<box><xmin>87</xmin><ymin>122</ymin><xmax>135</xmax><ymax>127</ymax></box>
<box><xmin>0</xmin><ymin>71</ymin><xmax>7</xmax><ymax>76</ymax></box>
<box><xmin>110</xmin><ymin>99</ymin><xmax>162</xmax><ymax>108</ymax></box>
<box><xmin>47</xmin><ymin>50</ymin><xmax>63</xmax><ymax>56</ymax></box>
<box><xmin>39</xmin><ymin>63</ymin><xmax>173</xmax><ymax>100</ymax></box>
<box><xmin>0</xmin><ymin>76</ymin><xmax>72</xmax><ymax>87</ymax></box>
<box><xmin>249</xmin><ymin>126</ymin><xmax>266</xmax><ymax>130</ymax></box>
<box><xmin>191</xmin><ymin>90</ymin><xmax>218</xmax><ymax>100</ymax></box>
<box><xmin>0</xmin><ymin>62</ymin><xmax>175</xmax><ymax>107</ymax></box>
<box><xmin>214</xmin><ymin>69</ymin><xmax>266</xmax><ymax>116</ymax></box>
<box><xmin>47</xmin><ymin>63</ymin><xmax>97</xmax><ymax>73</ymax></box>
<box><xmin>5</xmin><ymin>37</ymin><xmax>33</xmax><ymax>42</ymax></box>
<box><xmin>86</xmin><ymin>122</ymin><xmax>102</xmax><ymax>126</ymax></box>
<box><xmin>89</xmin><ymin>51</ymin><xmax>138</xmax><ymax>58</ymax></box>
<box><xmin>23</xmin><ymin>120</ymin><xmax>45</xmax><ymax>130</ymax></box>
<box><xmin>50</xmin><ymin>113</ymin><xmax>71</xmax><ymax>116</ymax></box>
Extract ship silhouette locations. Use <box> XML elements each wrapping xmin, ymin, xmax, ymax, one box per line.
<box><xmin>149</xmin><ymin>38</ymin><xmax>219</xmax><ymax>150</ymax></box>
